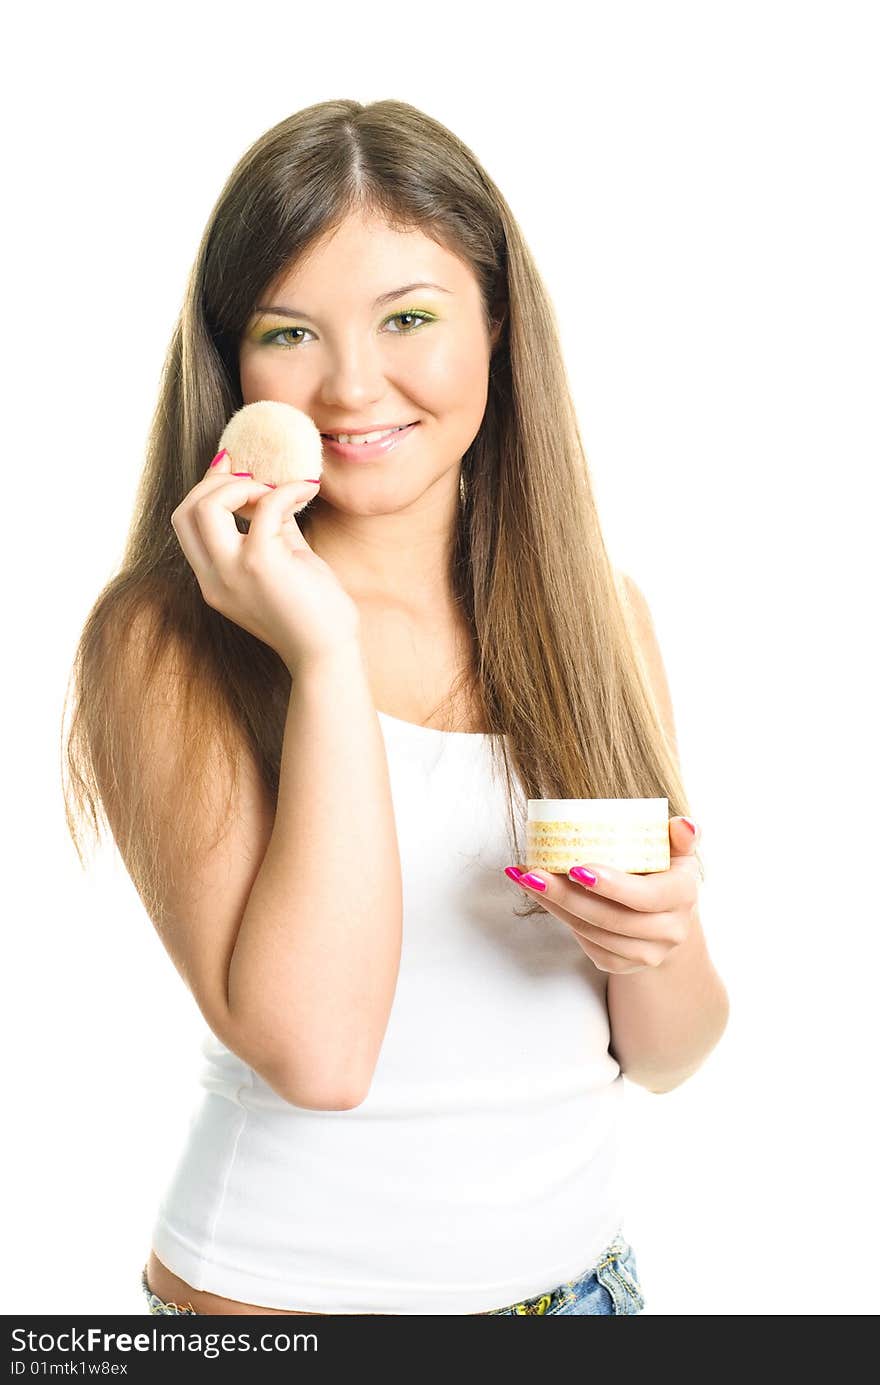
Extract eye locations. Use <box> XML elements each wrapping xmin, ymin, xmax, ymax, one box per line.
<box><xmin>384</xmin><ymin>310</ymin><xmax>433</xmax><ymax>334</ymax></box>
<box><xmin>261</xmin><ymin>310</ymin><xmax>434</xmax><ymax>350</ymax></box>
<box><xmin>262</xmin><ymin>326</ymin><xmax>314</xmax><ymax>348</ymax></box>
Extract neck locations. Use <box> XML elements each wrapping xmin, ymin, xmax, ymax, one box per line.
<box><xmin>298</xmin><ymin>486</ymin><xmax>460</xmax><ymax>616</ymax></box>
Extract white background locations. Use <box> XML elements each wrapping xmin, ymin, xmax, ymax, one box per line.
<box><xmin>4</xmin><ymin>0</ymin><xmax>878</xmax><ymax>1316</ymax></box>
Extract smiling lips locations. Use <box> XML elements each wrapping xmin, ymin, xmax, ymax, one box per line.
<box><xmin>321</xmin><ymin>423</ymin><xmax>415</xmax><ymax>444</ymax></box>
<box><xmin>320</xmin><ymin>422</ymin><xmax>419</xmax><ymax>461</ymax></box>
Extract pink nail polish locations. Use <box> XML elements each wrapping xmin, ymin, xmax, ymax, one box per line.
<box><xmin>519</xmin><ymin>872</ymin><xmax>547</xmax><ymax>892</ymax></box>
<box><xmin>232</xmin><ymin>471</ymin><xmax>254</xmax><ymax>477</ymax></box>
<box><xmin>569</xmin><ymin>866</ymin><xmax>598</xmax><ymax>887</ymax></box>
<box><xmin>682</xmin><ymin>817</ymin><xmax>697</xmax><ymax>835</ymax></box>
<box><xmin>210</xmin><ymin>448</ymin><xmax>227</xmax><ymax>467</ymax></box>
<box><xmin>504</xmin><ymin>867</ymin><xmax>524</xmax><ymax>883</ymax></box>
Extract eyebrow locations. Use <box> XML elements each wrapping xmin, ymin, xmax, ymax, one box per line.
<box><xmin>253</xmin><ymin>282</ymin><xmax>453</xmax><ymax>320</ymax></box>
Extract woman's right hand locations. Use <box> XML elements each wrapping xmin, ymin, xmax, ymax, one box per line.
<box><xmin>171</xmin><ymin>449</ymin><xmax>362</xmax><ymax>671</ymax></box>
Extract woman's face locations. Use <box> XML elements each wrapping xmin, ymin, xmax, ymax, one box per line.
<box><xmin>238</xmin><ymin>211</ymin><xmax>502</xmax><ymax>511</ymax></box>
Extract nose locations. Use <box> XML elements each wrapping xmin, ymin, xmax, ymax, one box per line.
<box><xmin>318</xmin><ymin>343</ymin><xmax>397</xmax><ymax>413</ymax></box>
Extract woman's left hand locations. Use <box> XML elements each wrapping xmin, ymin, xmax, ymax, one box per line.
<box><xmin>504</xmin><ymin>817</ymin><xmax>702</xmax><ymax>974</ymax></box>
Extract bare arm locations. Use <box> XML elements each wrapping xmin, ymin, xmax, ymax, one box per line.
<box><xmin>227</xmin><ymin>639</ymin><xmax>403</xmax><ymax>1110</ymax></box>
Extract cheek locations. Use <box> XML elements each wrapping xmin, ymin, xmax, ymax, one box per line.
<box><xmin>416</xmin><ymin>341</ymin><xmax>489</xmax><ymax>416</ymax></box>
<box><xmin>238</xmin><ymin>350</ymin><xmax>261</xmax><ymax>399</ymax></box>
<box><xmin>238</xmin><ymin>339</ymin><xmax>308</xmax><ymax>402</ymax></box>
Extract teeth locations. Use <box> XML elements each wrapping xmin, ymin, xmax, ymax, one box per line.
<box><xmin>327</xmin><ymin>425</ymin><xmax>407</xmax><ymax>446</ymax></box>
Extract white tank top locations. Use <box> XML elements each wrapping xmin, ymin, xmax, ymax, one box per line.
<box><xmin>150</xmin><ymin>710</ymin><xmax>625</xmax><ymax>1315</ymax></box>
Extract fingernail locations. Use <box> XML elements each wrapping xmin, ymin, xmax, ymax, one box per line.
<box><xmin>682</xmin><ymin>817</ymin><xmax>697</xmax><ymax>835</ymax></box>
<box><xmin>569</xmin><ymin>866</ymin><xmax>598</xmax><ymax>887</ymax></box>
<box><xmin>232</xmin><ymin>471</ymin><xmax>254</xmax><ymax>477</ymax></box>
<box><xmin>518</xmin><ymin>872</ymin><xmax>547</xmax><ymax>892</ymax></box>
<box><xmin>504</xmin><ymin>866</ymin><xmax>524</xmax><ymax>883</ymax></box>
<box><xmin>210</xmin><ymin>448</ymin><xmax>227</xmax><ymax>467</ymax></box>
<box><xmin>305</xmin><ymin>478</ymin><xmax>322</xmax><ymax>484</ymax></box>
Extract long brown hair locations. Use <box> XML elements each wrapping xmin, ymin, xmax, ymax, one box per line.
<box><xmin>61</xmin><ymin>98</ymin><xmax>701</xmax><ymax>932</ymax></box>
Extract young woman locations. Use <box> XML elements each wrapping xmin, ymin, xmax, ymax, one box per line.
<box><xmin>62</xmin><ymin>99</ymin><xmax>728</xmax><ymax>1317</ymax></box>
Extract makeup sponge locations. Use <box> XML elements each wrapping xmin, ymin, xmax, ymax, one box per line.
<box><xmin>216</xmin><ymin>401</ymin><xmax>323</xmax><ymax>506</ymax></box>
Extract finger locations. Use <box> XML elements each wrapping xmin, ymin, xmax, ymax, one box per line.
<box><xmin>512</xmin><ymin>867</ymin><xmax>681</xmax><ymax>941</ymax></box>
<box><xmin>190</xmin><ymin>477</ymin><xmax>277</xmax><ymax>566</ymax></box>
<box><xmin>171</xmin><ymin>498</ymin><xmax>213</xmax><ymax>573</ymax></box>
<box><xmin>570</xmin><ymin>932</ymin><xmax>644</xmax><ymax>974</ymax></box>
<box><xmin>669</xmin><ymin>815</ymin><xmax>700</xmax><ymax>856</ymax></box>
<box><xmin>565</xmin><ymin>916</ymin><xmax>670</xmax><ymax>967</ymax></box>
<box><xmin>173</xmin><ymin>447</ymin><xmax>249</xmax><ymax>531</ymax></box>
<box><xmin>245</xmin><ymin>478</ymin><xmax>322</xmax><ymax>553</ymax></box>
<box><xmin>564</xmin><ymin>858</ymin><xmax>692</xmax><ymax>914</ymax></box>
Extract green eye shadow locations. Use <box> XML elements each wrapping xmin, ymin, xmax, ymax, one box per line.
<box><xmin>254</xmin><ymin>308</ymin><xmax>437</xmax><ymax>348</ymax></box>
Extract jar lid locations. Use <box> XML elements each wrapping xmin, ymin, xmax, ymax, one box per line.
<box><xmin>527</xmin><ymin>797</ymin><xmax>668</xmax><ymax>822</ymax></box>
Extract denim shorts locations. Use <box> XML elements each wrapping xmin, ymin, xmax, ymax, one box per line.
<box><xmin>141</xmin><ymin>1232</ymin><xmax>645</xmax><ymax>1316</ymax></box>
